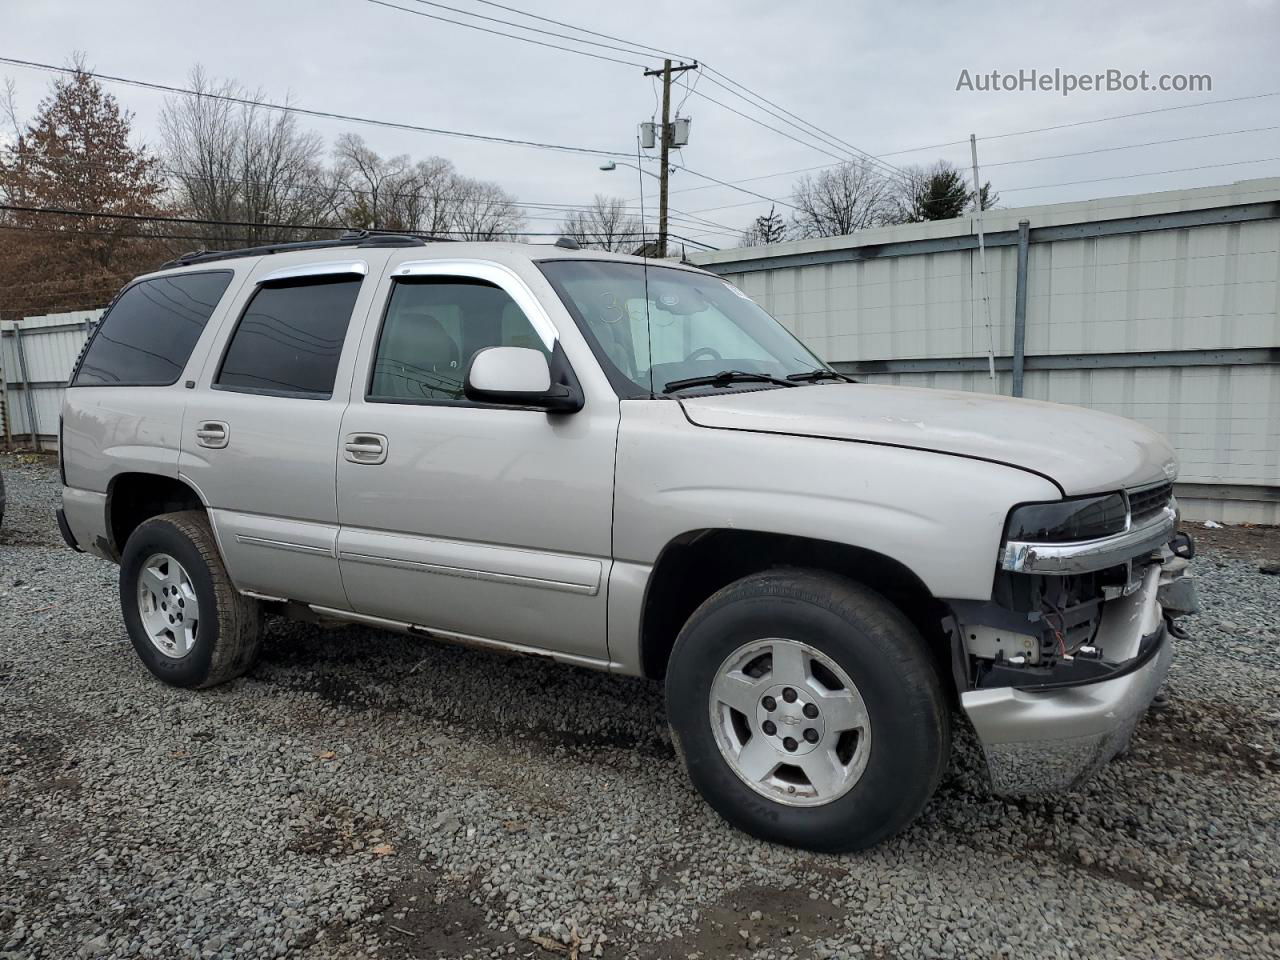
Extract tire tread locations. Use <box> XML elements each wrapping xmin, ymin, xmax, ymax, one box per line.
<box><xmin>122</xmin><ymin>511</ymin><xmax>261</xmax><ymax>688</ymax></box>
<box><xmin>667</xmin><ymin>567</ymin><xmax>950</xmax><ymax>852</ymax></box>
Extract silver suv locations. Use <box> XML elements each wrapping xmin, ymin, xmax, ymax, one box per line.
<box><xmin>57</xmin><ymin>233</ymin><xmax>1197</xmax><ymax>852</ymax></box>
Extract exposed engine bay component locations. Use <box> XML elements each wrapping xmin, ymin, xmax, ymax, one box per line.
<box><xmin>948</xmin><ymin>535</ymin><xmax>1199</xmax><ymax>692</ymax></box>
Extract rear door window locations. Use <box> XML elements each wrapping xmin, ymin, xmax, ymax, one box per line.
<box><xmin>216</xmin><ymin>276</ymin><xmax>363</xmax><ymax>399</ymax></box>
<box><xmin>73</xmin><ymin>271</ymin><xmax>233</xmax><ymax>386</ymax></box>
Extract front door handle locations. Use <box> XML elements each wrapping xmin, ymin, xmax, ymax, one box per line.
<box><xmin>344</xmin><ymin>433</ymin><xmax>388</xmax><ymax>465</ymax></box>
<box><xmin>195</xmin><ymin>420</ymin><xmax>229</xmax><ymax>449</ymax></box>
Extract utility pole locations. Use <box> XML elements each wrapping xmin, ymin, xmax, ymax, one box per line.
<box><xmin>969</xmin><ymin>133</ymin><xmax>996</xmax><ymax>383</ymax></box>
<box><xmin>643</xmin><ymin>59</ymin><xmax>697</xmax><ymax>258</ymax></box>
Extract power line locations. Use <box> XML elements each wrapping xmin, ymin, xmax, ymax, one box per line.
<box><xmin>0</xmin><ymin>56</ymin><xmax>775</xmax><ymax>222</ymax></box>
<box><xmin>664</xmin><ymin>164</ymin><xmax>801</xmax><ymax>213</ymax></box>
<box><xmin>0</xmin><ymin>205</ymin><xmax>719</xmax><ymax>247</ymax></box>
<box><xmin>656</xmin><ymin>89</ymin><xmax>1280</xmax><ymax>204</ymax></box>
<box><xmin>687</xmin><ymin>84</ymin><xmax>863</xmax><ymax>169</ymax></box>
<box><xmin>982</xmin><ymin>123</ymin><xmax>1280</xmax><ymax>167</ymax></box>
<box><xmin>0</xmin><ymin>56</ymin><xmax>634</xmax><ymax>158</ymax></box>
<box><xmin>683</xmin><ymin>88</ymin><xmax>850</xmax><ymax>167</ymax></box>
<box><xmin>680</xmin><ymin>151</ymin><xmax>1280</xmax><ymax>216</ymax></box>
<box><xmin>981</xmin><ymin>90</ymin><xmax>1280</xmax><ymax>143</ymax></box>
<box><xmin>683</xmin><ymin>195</ymin><xmax>790</xmax><ymax>216</ymax></box>
<box><xmin>415</xmin><ymin>0</ymin><xmax>907</xmax><ymax>180</ymax></box>
<box><xmin>390</xmin><ymin>0</ymin><xmax>658</xmax><ymax>63</ymax></box>
<box><xmin>363</xmin><ymin>0</ymin><xmax>649</xmax><ymax>68</ymax></box>
<box><xmin>0</xmin><ymin>59</ymin><xmax>756</xmax><ymax>236</ymax></box>
<box><xmin>359</xmin><ymin>3</ymin><xmax>908</xmax><ymax>184</ymax></box>
<box><xmin>0</xmin><ymin>202</ymin><xmax>425</xmax><ymax>235</ymax></box>
<box><xmin>696</xmin><ymin>68</ymin><xmax>909</xmax><ymax>180</ymax></box>
<box><xmin>0</xmin><ymin>144</ymin><xmax>736</xmax><ymax>231</ymax></box>
<box><xmin>467</xmin><ymin>0</ymin><xmax>693</xmax><ymax>61</ymax></box>
<box><xmin>999</xmin><ymin>155</ymin><xmax>1280</xmax><ymax>193</ymax></box>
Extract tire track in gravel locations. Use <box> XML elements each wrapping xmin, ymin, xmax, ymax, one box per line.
<box><xmin>252</xmin><ymin>620</ymin><xmax>677</xmax><ymax>762</ymax></box>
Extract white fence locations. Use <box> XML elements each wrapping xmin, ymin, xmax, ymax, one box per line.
<box><xmin>691</xmin><ymin>178</ymin><xmax>1280</xmax><ymax>524</ymax></box>
<box><xmin>0</xmin><ymin>310</ymin><xmax>102</xmax><ymax>448</ymax></box>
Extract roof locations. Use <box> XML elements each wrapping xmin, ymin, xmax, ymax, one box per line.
<box><xmin>159</xmin><ymin>231</ymin><xmax>430</xmax><ymax>268</ymax></box>
<box><xmin>153</xmin><ymin>232</ymin><xmax>710</xmax><ymax>277</ymax></box>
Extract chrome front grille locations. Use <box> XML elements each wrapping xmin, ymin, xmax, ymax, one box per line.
<box><xmin>1128</xmin><ymin>482</ymin><xmax>1174</xmax><ymax>523</ymax></box>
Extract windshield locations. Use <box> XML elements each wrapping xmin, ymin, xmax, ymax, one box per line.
<box><xmin>538</xmin><ymin>260</ymin><xmax>829</xmax><ymax>397</ymax></box>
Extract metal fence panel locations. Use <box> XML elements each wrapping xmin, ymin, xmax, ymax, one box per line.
<box><xmin>691</xmin><ymin>178</ymin><xmax>1280</xmax><ymax>523</ymax></box>
<box><xmin>0</xmin><ymin>310</ymin><xmax>101</xmax><ymax>445</ymax></box>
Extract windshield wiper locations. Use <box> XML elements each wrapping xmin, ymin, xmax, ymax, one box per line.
<box><xmin>661</xmin><ymin>370</ymin><xmax>799</xmax><ymax>394</ymax></box>
<box><xmin>785</xmin><ymin>368</ymin><xmax>856</xmax><ymax>384</ymax></box>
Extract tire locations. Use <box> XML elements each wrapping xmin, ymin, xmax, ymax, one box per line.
<box><xmin>666</xmin><ymin>569</ymin><xmax>950</xmax><ymax>853</ymax></box>
<box><xmin>119</xmin><ymin>511</ymin><xmax>262</xmax><ymax>688</ymax></box>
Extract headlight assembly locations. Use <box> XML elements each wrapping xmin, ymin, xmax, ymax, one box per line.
<box><xmin>1005</xmin><ymin>493</ymin><xmax>1127</xmax><ymax>543</ymax></box>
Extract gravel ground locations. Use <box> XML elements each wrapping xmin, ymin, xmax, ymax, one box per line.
<box><xmin>1</xmin><ymin>451</ymin><xmax>1278</xmax><ymax>960</ymax></box>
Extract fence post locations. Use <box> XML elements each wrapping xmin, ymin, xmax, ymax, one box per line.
<box><xmin>0</xmin><ymin>326</ymin><xmax>11</xmax><ymax>450</ymax></box>
<box><xmin>12</xmin><ymin>321</ymin><xmax>42</xmax><ymax>453</ymax></box>
<box><xmin>1012</xmin><ymin>219</ymin><xmax>1030</xmax><ymax>398</ymax></box>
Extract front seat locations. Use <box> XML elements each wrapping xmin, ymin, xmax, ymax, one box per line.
<box><xmin>372</xmin><ymin>308</ymin><xmax>461</xmax><ymax>399</ymax></box>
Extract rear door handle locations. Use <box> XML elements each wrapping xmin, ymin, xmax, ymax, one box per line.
<box><xmin>195</xmin><ymin>420</ymin><xmax>229</xmax><ymax>449</ymax></box>
<box><xmin>344</xmin><ymin>433</ymin><xmax>388</xmax><ymax>465</ymax></box>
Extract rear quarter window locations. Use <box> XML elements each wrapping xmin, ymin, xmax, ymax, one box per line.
<box><xmin>73</xmin><ymin>271</ymin><xmax>233</xmax><ymax>386</ymax></box>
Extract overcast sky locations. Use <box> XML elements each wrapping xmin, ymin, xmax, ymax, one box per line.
<box><xmin>4</xmin><ymin>0</ymin><xmax>1280</xmax><ymax>248</ymax></box>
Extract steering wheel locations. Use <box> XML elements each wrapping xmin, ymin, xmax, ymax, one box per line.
<box><xmin>686</xmin><ymin>346</ymin><xmax>723</xmax><ymax>362</ymax></box>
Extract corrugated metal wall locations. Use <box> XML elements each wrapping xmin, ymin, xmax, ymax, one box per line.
<box><xmin>692</xmin><ymin>178</ymin><xmax>1280</xmax><ymax>524</ymax></box>
<box><xmin>0</xmin><ymin>311</ymin><xmax>101</xmax><ymax>445</ymax></box>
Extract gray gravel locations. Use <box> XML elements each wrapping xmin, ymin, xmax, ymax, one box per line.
<box><xmin>1</xmin><ymin>451</ymin><xmax>1278</xmax><ymax>960</ymax></box>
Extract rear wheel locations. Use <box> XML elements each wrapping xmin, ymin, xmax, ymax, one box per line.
<box><xmin>666</xmin><ymin>569</ymin><xmax>949</xmax><ymax>852</ymax></box>
<box><xmin>119</xmin><ymin>511</ymin><xmax>261</xmax><ymax>688</ymax></box>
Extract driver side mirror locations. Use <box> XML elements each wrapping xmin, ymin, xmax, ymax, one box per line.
<box><xmin>464</xmin><ymin>346</ymin><xmax>582</xmax><ymax>413</ymax></box>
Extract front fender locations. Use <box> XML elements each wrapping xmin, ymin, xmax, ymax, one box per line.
<box><xmin>613</xmin><ymin>401</ymin><xmax>1060</xmax><ymax>602</ymax></box>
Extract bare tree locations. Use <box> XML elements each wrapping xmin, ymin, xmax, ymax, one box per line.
<box><xmin>394</xmin><ymin>156</ymin><xmax>459</xmax><ymax>236</ymax></box>
<box><xmin>559</xmin><ymin>194</ymin><xmax>642</xmax><ymax>251</ymax></box>
<box><xmin>331</xmin><ymin>133</ymin><xmax>416</xmax><ymax>230</ymax></box>
<box><xmin>789</xmin><ymin>160</ymin><xmax>894</xmax><ymax>239</ymax></box>
<box><xmin>160</xmin><ymin>67</ymin><xmax>336</xmax><ymax>248</ymax></box>
<box><xmin>448</xmin><ymin>175</ymin><xmax>523</xmax><ymax>240</ymax></box>
<box><xmin>1</xmin><ymin>77</ymin><xmax>20</xmax><ymax>144</ymax></box>
<box><xmin>329</xmin><ymin>136</ymin><xmax>522</xmax><ymax>239</ymax></box>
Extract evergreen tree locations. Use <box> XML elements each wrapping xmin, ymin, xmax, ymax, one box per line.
<box><xmin>741</xmin><ymin>204</ymin><xmax>788</xmax><ymax>246</ymax></box>
<box><xmin>0</xmin><ymin>61</ymin><xmax>166</xmax><ymax>318</ymax></box>
<box><xmin>892</xmin><ymin>161</ymin><xmax>998</xmax><ymax>223</ymax></box>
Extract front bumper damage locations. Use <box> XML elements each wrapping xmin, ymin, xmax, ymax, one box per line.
<box><xmin>955</xmin><ymin>547</ymin><xmax>1197</xmax><ymax>794</ymax></box>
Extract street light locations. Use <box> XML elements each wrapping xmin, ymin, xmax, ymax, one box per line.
<box><xmin>598</xmin><ymin>159</ymin><xmax>665</xmax><ymax>255</ymax></box>
<box><xmin>598</xmin><ymin>159</ymin><xmax>661</xmax><ymax>181</ymax></box>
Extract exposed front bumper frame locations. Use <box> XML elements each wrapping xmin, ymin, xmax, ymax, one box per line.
<box><xmin>960</xmin><ymin>560</ymin><xmax>1186</xmax><ymax>794</ymax></box>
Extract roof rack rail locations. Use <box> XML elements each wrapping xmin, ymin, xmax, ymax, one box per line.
<box><xmin>159</xmin><ymin>230</ymin><xmax>449</xmax><ymax>269</ymax></box>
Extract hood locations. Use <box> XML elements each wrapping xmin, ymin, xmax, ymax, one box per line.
<box><xmin>679</xmin><ymin>383</ymin><xmax>1176</xmax><ymax>496</ymax></box>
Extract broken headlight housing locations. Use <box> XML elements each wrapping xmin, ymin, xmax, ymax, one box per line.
<box><xmin>1005</xmin><ymin>492</ymin><xmax>1127</xmax><ymax>543</ymax></box>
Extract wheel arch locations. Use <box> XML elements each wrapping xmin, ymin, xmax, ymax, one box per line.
<box><xmin>106</xmin><ymin>471</ymin><xmax>208</xmax><ymax>559</ymax></box>
<box><xmin>638</xmin><ymin>528</ymin><xmax>951</xmax><ymax>686</ymax></box>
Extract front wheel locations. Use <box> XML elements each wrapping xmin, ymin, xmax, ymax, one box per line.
<box><xmin>119</xmin><ymin>511</ymin><xmax>262</xmax><ymax>688</ymax></box>
<box><xmin>666</xmin><ymin>569</ymin><xmax>950</xmax><ymax>852</ymax></box>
